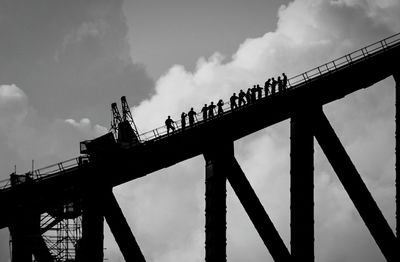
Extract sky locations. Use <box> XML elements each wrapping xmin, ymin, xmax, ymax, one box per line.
<box><xmin>0</xmin><ymin>0</ymin><xmax>400</xmax><ymax>261</ymax></box>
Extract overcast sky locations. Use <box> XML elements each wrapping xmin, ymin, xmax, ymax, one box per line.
<box><xmin>1</xmin><ymin>0</ymin><xmax>400</xmax><ymax>261</ymax></box>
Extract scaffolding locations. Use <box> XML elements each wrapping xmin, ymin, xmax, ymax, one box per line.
<box><xmin>41</xmin><ymin>202</ymin><xmax>82</xmax><ymax>262</ymax></box>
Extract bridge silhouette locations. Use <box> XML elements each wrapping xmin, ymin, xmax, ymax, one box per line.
<box><xmin>1</xmin><ymin>33</ymin><xmax>400</xmax><ymax>262</ymax></box>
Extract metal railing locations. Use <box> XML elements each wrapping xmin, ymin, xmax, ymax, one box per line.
<box><xmin>1</xmin><ymin>32</ymin><xmax>400</xmax><ymax>191</ymax></box>
<box><xmin>137</xmin><ymin>32</ymin><xmax>400</xmax><ymax>142</ymax></box>
<box><xmin>0</xmin><ymin>157</ymin><xmax>88</xmax><ymax>190</ymax></box>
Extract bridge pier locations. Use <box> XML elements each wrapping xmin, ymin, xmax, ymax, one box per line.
<box><xmin>9</xmin><ymin>209</ymin><xmax>53</xmax><ymax>262</ymax></box>
<box><xmin>9</xmin><ymin>209</ymin><xmax>36</xmax><ymax>262</ymax></box>
<box><xmin>80</xmin><ymin>193</ymin><xmax>104</xmax><ymax>262</ymax></box>
<box><xmin>290</xmin><ymin>110</ymin><xmax>315</xmax><ymax>261</ymax></box>
<box><xmin>203</xmin><ymin>144</ymin><xmax>229</xmax><ymax>262</ymax></box>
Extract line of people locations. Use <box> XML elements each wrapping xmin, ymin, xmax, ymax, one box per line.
<box><xmin>230</xmin><ymin>73</ymin><xmax>288</xmax><ymax>110</ymax></box>
<box><xmin>165</xmin><ymin>72</ymin><xmax>288</xmax><ymax>134</ymax></box>
<box><xmin>165</xmin><ymin>98</ymin><xmax>225</xmax><ymax>134</ymax></box>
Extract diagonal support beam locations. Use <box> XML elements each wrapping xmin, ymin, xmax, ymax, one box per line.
<box><xmin>314</xmin><ymin>110</ymin><xmax>398</xmax><ymax>261</ymax></box>
<box><xmin>103</xmin><ymin>190</ymin><xmax>146</xmax><ymax>262</ymax></box>
<box><xmin>227</xmin><ymin>155</ymin><xmax>291</xmax><ymax>262</ymax></box>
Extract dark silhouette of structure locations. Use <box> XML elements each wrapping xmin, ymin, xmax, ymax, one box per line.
<box><xmin>1</xmin><ymin>33</ymin><xmax>400</xmax><ymax>262</ymax></box>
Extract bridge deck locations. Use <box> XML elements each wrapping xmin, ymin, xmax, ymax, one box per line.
<box><xmin>1</xmin><ymin>33</ymin><xmax>400</xmax><ymax>229</ymax></box>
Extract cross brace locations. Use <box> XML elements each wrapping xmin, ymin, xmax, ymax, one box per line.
<box><xmin>103</xmin><ymin>190</ymin><xmax>146</xmax><ymax>262</ymax></box>
<box><xmin>204</xmin><ymin>142</ymin><xmax>291</xmax><ymax>262</ymax></box>
<box><xmin>314</xmin><ymin>110</ymin><xmax>398</xmax><ymax>262</ymax></box>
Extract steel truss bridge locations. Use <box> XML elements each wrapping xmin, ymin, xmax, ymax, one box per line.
<box><xmin>1</xmin><ymin>32</ymin><xmax>400</xmax><ymax>262</ymax></box>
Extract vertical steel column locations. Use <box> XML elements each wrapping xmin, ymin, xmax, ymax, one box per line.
<box><xmin>81</xmin><ymin>194</ymin><xmax>104</xmax><ymax>262</ymax></box>
<box><xmin>9</xmin><ymin>209</ymin><xmax>53</xmax><ymax>262</ymax></box>
<box><xmin>203</xmin><ymin>143</ymin><xmax>231</xmax><ymax>262</ymax></box>
<box><xmin>9</xmin><ymin>209</ymin><xmax>35</xmax><ymax>262</ymax></box>
<box><xmin>290</xmin><ymin>110</ymin><xmax>314</xmax><ymax>261</ymax></box>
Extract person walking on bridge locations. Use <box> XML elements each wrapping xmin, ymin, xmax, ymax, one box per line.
<box><xmin>251</xmin><ymin>85</ymin><xmax>257</xmax><ymax>101</ymax></box>
<box><xmin>277</xmin><ymin>76</ymin><xmax>283</xmax><ymax>92</ymax></box>
<box><xmin>238</xmin><ymin>89</ymin><xmax>246</xmax><ymax>106</ymax></box>
<box><xmin>264</xmin><ymin>78</ymin><xmax>271</xmax><ymax>97</ymax></box>
<box><xmin>202</xmin><ymin>104</ymin><xmax>208</xmax><ymax>121</ymax></box>
<box><xmin>257</xmin><ymin>84</ymin><xmax>263</xmax><ymax>99</ymax></box>
<box><xmin>181</xmin><ymin>112</ymin><xmax>187</xmax><ymax>130</ymax></box>
<box><xmin>230</xmin><ymin>93</ymin><xmax>238</xmax><ymax>110</ymax></box>
<box><xmin>165</xmin><ymin>116</ymin><xmax>175</xmax><ymax>134</ymax></box>
<box><xmin>188</xmin><ymin>108</ymin><xmax>196</xmax><ymax>126</ymax></box>
<box><xmin>282</xmin><ymin>73</ymin><xmax>288</xmax><ymax>90</ymax></box>
<box><xmin>246</xmin><ymin>88</ymin><xmax>252</xmax><ymax>103</ymax></box>
<box><xmin>217</xmin><ymin>99</ymin><xmax>224</xmax><ymax>115</ymax></box>
<box><xmin>208</xmin><ymin>102</ymin><xmax>216</xmax><ymax>118</ymax></box>
<box><xmin>271</xmin><ymin>77</ymin><xmax>277</xmax><ymax>95</ymax></box>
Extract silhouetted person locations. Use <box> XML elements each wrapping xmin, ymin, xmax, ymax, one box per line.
<box><xmin>264</xmin><ymin>78</ymin><xmax>271</xmax><ymax>96</ymax></box>
<box><xmin>282</xmin><ymin>73</ymin><xmax>288</xmax><ymax>90</ymax></box>
<box><xmin>230</xmin><ymin>93</ymin><xmax>238</xmax><ymax>110</ymax></box>
<box><xmin>165</xmin><ymin>116</ymin><xmax>175</xmax><ymax>134</ymax></box>
<box><xmin>256</xmin><ymin>84</ymin><xmax>262</xmax><ymax>99</ymax></box>
<box><xmin>238</xmin><ymin>89</ymin><xmax>246</xmax><ymax>106</ymax></box>
<box><xmin>251</xmin><ymin>85</ymin><xmax>257</xmax><ymax>101</ymax></box>
<box><xmin>246</xmin><ymin>88</ymin><xmax>252</xmax><ymax>103</ymax></box>
<box><xmin>201</xmin><ymin>104</ymin><xmax>208</xmax><ymax>121</ymax></box>
<box><xmin>188</xmin><ymin>108</ymin><xmax>196</xmax><ymax>126</ymax></box>
<box><xmin>181</xmin><ymin>112</ymin><xmax>187</xmax><ymax>129</ymax></box>
<box><xmin>217</xmin><ymin>99</ymin><xmax>224</xmax><ymax>115</ymax></box>
<box><xmin>277</xmin><ymin>76</ymin><xmax>283</xmax><ymax>92</ymax></box>
<box><xmin>208</xmin><ymin>102</ymin><xmax>216</xmax><ymax>118</ymax></box>
<box><xmin>271</xmin><ymin>77</ymin><xmax>277</xmax><ymax>95</ymax></box>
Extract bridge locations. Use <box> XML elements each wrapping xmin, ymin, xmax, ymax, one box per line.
<box><xmin>1</xmin><ymin>32</ymin><xmax>400</xmax><ymax>262</ymax></box>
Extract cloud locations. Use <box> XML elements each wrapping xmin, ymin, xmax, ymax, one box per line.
<box><xmin>0</xmin><ymin>0</ymin><xmax>154</xmax><ymax>126</ymax></box>
<box><xmin>65</xmin><ymin>118</ymin><xmax>108</xmax><ymax>137</ymax></box>
<box><xmin>0</xmin><ymin>84</ymin><xmax>29</xmax><ymax>128</ymax></box>
<box><xmin>0</xmin><ymin>84</ymin><xmax>108</xmax><ymax>174</ymax></box>
<box><xmin>123</xmin><ymin>0</ymin><xmax>399</xmax><ymax>261</ymax></box>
